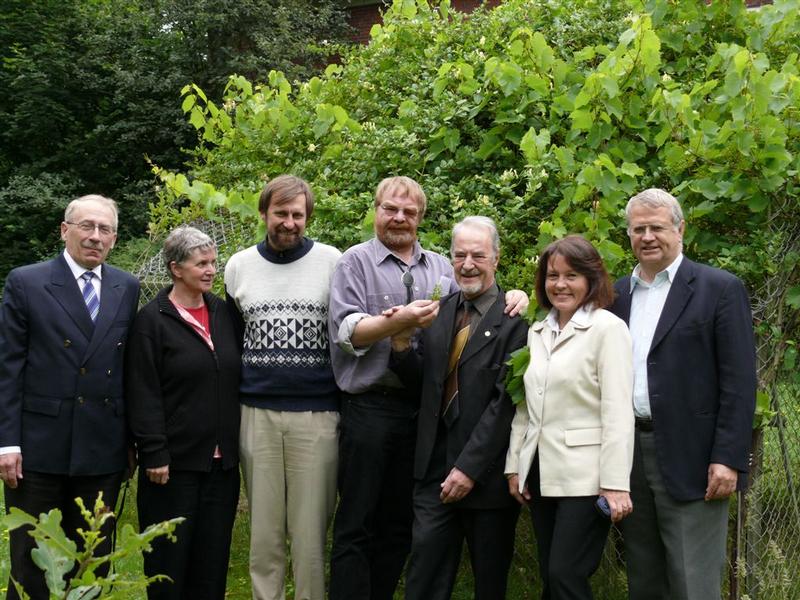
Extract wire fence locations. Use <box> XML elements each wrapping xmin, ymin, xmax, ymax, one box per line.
<box><xmin>133</xmin><ymin>216</ymin><xmax>253</xmax><ymax>304</ymax></box>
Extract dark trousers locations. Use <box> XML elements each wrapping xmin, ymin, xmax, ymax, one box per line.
<box><xmin>404</xmin><ymin>477</ymin><xmax>519</xmax><ymax>600</ymax></box>
<box><xmin>329</xmin><ymin>391</ymin><xmax>417</xmax><ymax>600</ymax></box>
<box><xmin>136</xmin><ymin>461</ymin><xmax>240</xmax><ymax>600</ymax></box>
<box><xmin>528</xmin><ymin>461</ymin><xmax>610</xmax><ymax>600</ymax></box>
<box><xmin>4</xmin><ymin>469</ymin><xmax>123</xmax><ymax>600</ymax></box>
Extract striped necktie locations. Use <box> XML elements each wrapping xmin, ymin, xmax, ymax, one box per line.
<box><xmin>442</xmin><ymin>302</ymin><xmax>472</xmax><ymax>425</ymax></box>
<box><xmin>81</xmin><ymin>272</ymin><xmax>100</xmax><ymax>322</ymax></box>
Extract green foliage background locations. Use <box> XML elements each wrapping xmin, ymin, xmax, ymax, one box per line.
<box><xmin>155</xmin><ymin>0</ymin><xmax>799</xmax><ymax>381</ymax></box>
<box><xmin>158</xmin><ymin>1</ymin><xmax>794</xmax><ymax>259</ymax></box>
<box><xmin>0</xmin><ymin>0</ymin><xmax>351</xmax><ymax>283</ymax></box>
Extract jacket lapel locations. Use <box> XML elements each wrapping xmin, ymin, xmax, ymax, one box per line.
<box><xmin>83</xmin><ymin>266</ymin><xmax>128</xmax><ymax>362</ymax></box>
<box><xmin>614</xmin><ymin>278</ymin><xmax>633</xmax><ymax>324</ymax></box>
<box><xmin>459</xmin><ymin>292</ymin><xmax>504</xmax><ymax>365</ymax></box>
<box><xmin>550</xmin><ymin>322</ymin><xmax>577</xmax><ymax>351</ymax></box>
<box><xmin>649</xmin><ymin>258</ymin><xmax>695</xmax><ymax>353</ymax></box>
<box><xmin>45</xmin><ymin>255</ymin><xmax>95</xmax><ymax>340</ymax></box>
<box><xmin>424</xmin><ymin>294</ymin><xmax>458</xmax><ymax>391</ymax></box>
<box><xmin>437</xmin><ymin>293</ymin><xmax>459</xmax><ymax>359</ymax></box>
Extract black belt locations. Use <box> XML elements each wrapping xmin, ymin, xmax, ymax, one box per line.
<box><xmin>343</xmin><ymin>386</ymin><xmax>405</xmax><ymax>399</ymax></box>
<box><xmin>635</xmin><ymin>417</ymin><xmax>654</xmax><ymax>432</ymax></box>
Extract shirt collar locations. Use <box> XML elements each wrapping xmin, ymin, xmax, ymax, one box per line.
<box><xmin>459</xmin><ymin>283</ymin><xmax>498</xmax><ymax>317</ymax></box>
<box><xmin>545</xmin><ymin>303</ymin><xmax>593</xmax><ymax>332</ymax></box>
<box><xmin>373</xmin><ymin>237</ymin><xmax>425</xmax><ymax>267</ymax></box>
<box><xmin>63</xmin><ymin>250</ymin><xmax>103</xmax><ymax>281</ymax></box>
<box><xmin>257</xmin><ymin>236</ymin><xmax>313</xmax><ymax>264</ymax></box>
<box><xmin>630</xmin><ymin>253</ymin><xmax>683</xmax><ymax>293</ymax></box>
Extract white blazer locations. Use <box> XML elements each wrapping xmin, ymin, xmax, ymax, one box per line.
<box><xmin>505</xmin><ymin>306</ymin><xmax>634</xmax><ymax>497</ymax></box>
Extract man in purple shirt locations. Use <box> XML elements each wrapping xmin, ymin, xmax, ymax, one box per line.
<box><xmin>328</xmin><ymin>177</ymin><xmax>527</xmax><ymax>600</ymax></box>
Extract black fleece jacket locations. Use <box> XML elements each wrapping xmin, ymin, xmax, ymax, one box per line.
<box><xmin>125</xmin><ymin>287</ymin><xmax>241</xmax><ymax>471</ymax></box>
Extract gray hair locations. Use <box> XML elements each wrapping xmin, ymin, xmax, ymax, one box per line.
<box><xmin>163</xmin><ymin>226</ymin><xmax>216</xmax><ymax>276</ymax></box>
<box><xmin>64</xmin><ymin>194</ymin><xmax>119</xmax><ymax>230</ymax></box>
<box><xmin>625</xmin><ymin>188</ymin><xmax>684</xmax><ymax>231</ymax></box>
<box><xmin>451</xmin><ymin>216</ymin><xmax>500</xmax><ymax>259</ymax></box>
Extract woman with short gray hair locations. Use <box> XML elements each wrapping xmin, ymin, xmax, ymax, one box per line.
<box><xmin>126</xmin><ymin>225</ymin><xmax>241</xmax><ymax>600</ymax></box>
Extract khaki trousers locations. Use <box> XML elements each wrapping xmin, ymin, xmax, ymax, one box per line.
<box><xmin>240</xmin><ymin>406</ymin><xmax>339</xmax><ymax>600</ymax></box>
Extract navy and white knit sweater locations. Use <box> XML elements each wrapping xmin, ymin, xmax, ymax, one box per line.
<box><xmin>224</xmin><ymin>237</ymin><xmax>342</xmax><ymax>412</ymax></box>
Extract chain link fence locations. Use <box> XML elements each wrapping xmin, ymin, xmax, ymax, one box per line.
<box><xmin>732</xmin><ymin>208</ymin><xmax>800</xmax><ymax>600</ymax></box>
<box><xmin>133</xmin><ymin>216</ymin><xmax>253</xmax><ymax>305</ymax></box>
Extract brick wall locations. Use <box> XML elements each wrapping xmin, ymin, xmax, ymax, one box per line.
<box><xmin>347</xmin><ymin>0</ymin><xmax>502</xmax><ymax>44</ymax></box>
<box><xmin>346</xmin><ymin>0</ymin><xmax>772</xmax><ymax>45</ymax></box>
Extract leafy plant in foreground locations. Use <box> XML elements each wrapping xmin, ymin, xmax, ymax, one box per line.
<box><xmin>3</xmin><ymin>494</ymin><xmax>182</xmax><ymax>599</ymax></box>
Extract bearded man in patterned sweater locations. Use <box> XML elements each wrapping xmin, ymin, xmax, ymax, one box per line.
<box><xmin>224</xmin><ymin>175</ymin><xmax>341</xmax><ymax>600</ymax></box>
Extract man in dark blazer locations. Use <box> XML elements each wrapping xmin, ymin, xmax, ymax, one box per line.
<box><xmin>0</xmin><ymin>194</ymin><xmax>140</xmax><ymax>600</ymax></box>
<box><xmin>390</xmin><ymin>216</ymin><xmax>528</xmax><ymax>600</ymax></box>
<box><xmin>610</xmin><ymin>189</ymin><xmax>756</xmax><ymax>600</ymax></box>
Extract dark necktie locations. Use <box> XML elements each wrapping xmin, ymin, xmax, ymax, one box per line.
<box><xmin>81</xmin><ymin>272</ymin><xmax>100</xmax><ymax>322</ymax></box>
<box><xmin>442</xmin><ymin>302</ymin><xmax>471</xmax><ymax>425</ymax></box>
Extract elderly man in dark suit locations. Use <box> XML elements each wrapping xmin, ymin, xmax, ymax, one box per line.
<box><xmin>390</xmin><ymin>216</ymin><xmax>528</xmax><ymax>600</ymax></box>
<box><xmin>0</xmin><ymin>194</ymin><xmax>140</xmax><ymax>600</ymax></box>
<box><xmin>610</xmin><ymin>189</ymin><xmax>756</xmax><ymax>600</ymax></box>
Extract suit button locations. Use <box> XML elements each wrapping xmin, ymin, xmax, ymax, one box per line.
<box><xmin>77</xmin><ymin>396</ymin><xmax>84</xmax><ymax>403</ymax></box>
<box><xmin>104</xmin><ymin>398</ymin><xmax>110</xmax><ymax>405</ymax></box>
<box><xmin>117</xmin><ymin>342</ymin><xmax>123</xmax><ymax>348</ymax></box>
<box><xmin>64</xmin><ymin>339</ymin><xmax>72</xmax><ymax>347</ymax></box>
<box><xmin>80</xmin><ymin>367</ymin><xmax>87</xmax><ymax>375</ymax></box>
<box><xmin>107</xmin><ymin>369</ymin><xmax>112</xmax><ymax>376</ymax></box>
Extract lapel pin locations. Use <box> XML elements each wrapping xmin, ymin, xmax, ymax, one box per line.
<box><xmin>484</xmin><ymin>330</ymin><xmax>491</xmax><ymax>337</ymax></box>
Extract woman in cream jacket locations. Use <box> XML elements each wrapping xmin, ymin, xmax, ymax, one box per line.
<box><xmin>505</xmin><ymin>235</ymin><xmax>633</xmax><ymax>600</ymax></box>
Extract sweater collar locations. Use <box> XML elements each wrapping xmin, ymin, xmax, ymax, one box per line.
<box><xmin>257</xmin><ymin>237</ymin><xmax>314</xmax><ymax>264</ymax></box>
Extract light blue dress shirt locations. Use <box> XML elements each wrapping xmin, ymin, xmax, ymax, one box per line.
<box><xmin>629</xmin><ymin>254</ymin><xmax>683</xmax><ymax>418</ymax></box>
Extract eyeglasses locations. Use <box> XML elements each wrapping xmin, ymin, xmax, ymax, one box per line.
<box><xmin>66</xmin><ymin>220</ymin><xmax>116</xmax><ymax>236</ymax></box>
<box><xmin>452</xmin><ymin>252</ymin><xmax>491</xmax><ymax>264</ymax></box>
<box><xmin>379</xmin><ymin>203</ymin><xmax>420</xmax><ymax>220</ymax></box>
<box><xmin>628</xmin><ymin>224</ymin><xmax>673</xmax><ymax>237</ymax></box>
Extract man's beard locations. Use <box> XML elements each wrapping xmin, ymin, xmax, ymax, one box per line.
<box><xmin>268</xmin><ymin>229</ymin><xmax>302</xmax><ymax>251</ymax></box>
<box><xmin>380</xmin><ymin>228</ymin><xmax>415</xmax><ymax>250</ymax></box>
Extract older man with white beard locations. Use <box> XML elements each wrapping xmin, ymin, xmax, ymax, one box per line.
<box><xmin>390</xmin><ymin>216</ymin><xmax>528</xmax><ymax>600</ymax></box>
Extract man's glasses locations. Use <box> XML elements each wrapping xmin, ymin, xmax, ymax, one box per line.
<box><xmin>452</xmin><ymin>252</ymin><xmax>491</xmax><ymax>264</ymax></box>
<box><xmin>628</xmin><ymin>224</ymin><xmax>672</xmax><ymax>237</ymax></box>
<box><xmin>66</xmin><ymin>220</ymin><xmax>116</xmax><ymax>236</ymax></box>
<box><xmin>379</xmin><ymin>203</ymin><xmax>419</xmax><ymax>220</ymax></box>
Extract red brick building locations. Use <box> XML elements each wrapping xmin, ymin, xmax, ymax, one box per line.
<box><xmin>344</xmin><ymin>0</ymin><xmax>772</xmax><ymax>45</ymax></box>
<box><xmin>345</xmin><ymin>0</ymin><xmax>502</xmax><ymax>44</ymax></box>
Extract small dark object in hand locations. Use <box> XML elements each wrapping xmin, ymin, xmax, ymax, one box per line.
<box><xmin>595</xmin><ymin>496</ymin><xmax>611</xmax><ymax>518</ymax></box>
